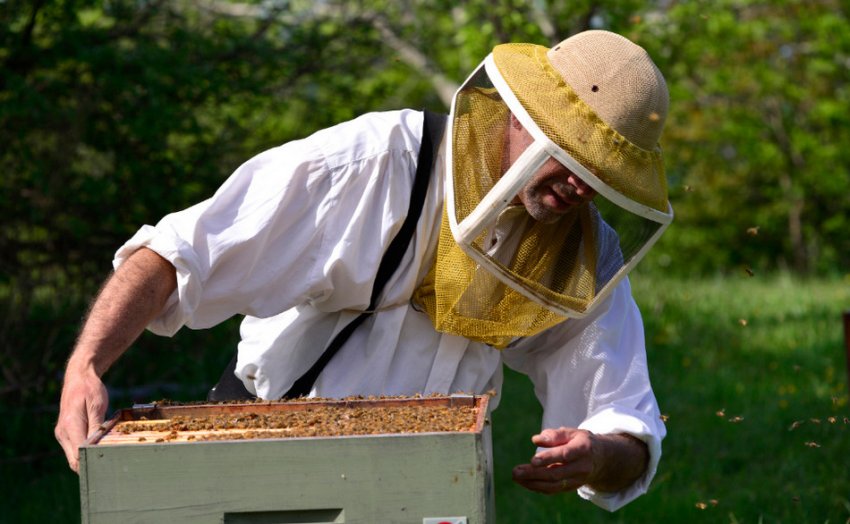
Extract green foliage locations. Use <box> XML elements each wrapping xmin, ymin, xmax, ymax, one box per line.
<box><xmin>1</xmin><ymin>1</ymin><xmax>391</xmax><ymax>295</ymax></box>
<box><xmin>3</xmin><ymin>0</ymin><xmax>846</xmax><ymax>312</ymax></box>
<box><xmin>643</xmin><ymin>0</ymin><xmax>850</xmax><ymax>276</ymax></box>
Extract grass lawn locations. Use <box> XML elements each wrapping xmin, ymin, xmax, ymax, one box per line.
<box><xmin>3</xmin><ymin>274</ymin><xmax>849</xmax><ymax>523</ymax></box>
<box><xmin>492</xmin><ymin>273</ymin><xmax>850</xmax><ymax>523</ymax></box>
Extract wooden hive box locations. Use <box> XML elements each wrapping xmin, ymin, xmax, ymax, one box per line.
<box><xmin>79</xmin><ymin>394</ymin><xmax>494</xmax><ymax>524</ymax></box>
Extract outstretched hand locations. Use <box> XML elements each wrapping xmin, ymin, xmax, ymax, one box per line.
<box><xmin>511</xmin><ymin>427</ymin><xmax>598</xmax><ymax>494</ymax></box>
<box><xmin>54</xmin><ymin>364</ymin><xmax>109</xmax><ymax>473</ymax></box>
<box><xmin>512</xmin><ymin>426</ymin><xmax>649</xmax><ymax>494</ymax></box>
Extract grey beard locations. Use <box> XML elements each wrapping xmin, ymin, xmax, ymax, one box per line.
<box><xmin>520</xmin><ymin>180</ymin><xmax>579</xmax><ymax>224</ymax></box>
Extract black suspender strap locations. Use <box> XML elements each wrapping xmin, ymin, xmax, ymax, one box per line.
<box><xmin>208</xmin><ymin>110</ymin><xmax>447</xmax><ymax>401</ymax></box>
<box><xmin>282</xmin><ymin>110</ymin><xmax>446</xmax><ymax>399</ymax></box>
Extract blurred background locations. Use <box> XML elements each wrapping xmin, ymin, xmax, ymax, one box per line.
<box><xmin>2</xmin><ymin>0</ymin><xmax>848</xmax><ymax>522</ymax></box>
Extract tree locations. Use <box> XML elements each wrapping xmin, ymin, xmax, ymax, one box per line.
<box><xmin>5</xmin><ymin>0</ymin><xmax>847</xmax><ymax>399</ymax></box>
<box><xmin>642</xmin><ymin>0</ymin><xmax>850</xmax><ymax>275</ymax></box>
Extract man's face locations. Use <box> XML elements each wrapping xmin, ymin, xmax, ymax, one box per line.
<box><xmin>507</xmin><ymin>117</ymin><xmax>597</xmax><ymax>223</ymax></box>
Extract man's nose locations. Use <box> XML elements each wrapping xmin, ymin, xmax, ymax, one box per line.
<box><xmin>567</xmin><ymin>173</ymin><xmax>597</xmax><ymax>200</ymax></box>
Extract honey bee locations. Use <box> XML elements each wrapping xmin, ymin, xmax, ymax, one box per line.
<box><xmin>659</xmin><ymin>414</ymin><xmax>670</xmax><ymax>422</ymax></box>
<box><xmin>728</xmin><ymin>416</ymin><xmax>744</xmax><ymax>423</ymax></box>
<box><xmin>746</xmin><ymin>226</ymin><xmax>760</xmax><ymax>236</ymax></box>
<box><xmin>804</xmin><ymin>441</ymin><xmax>821</xmax><ymax>448</ymax></box>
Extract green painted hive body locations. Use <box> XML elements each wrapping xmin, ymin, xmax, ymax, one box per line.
<box><xmin>79</xmin><ymin>395</ymin><xmax>494</xmax><ymax>524</ymax></box>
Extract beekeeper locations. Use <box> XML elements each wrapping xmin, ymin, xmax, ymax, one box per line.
<box><xmin>56</xmin><ymin>30</ymin><xmax>672</xmax><ymax>512</ymax></box>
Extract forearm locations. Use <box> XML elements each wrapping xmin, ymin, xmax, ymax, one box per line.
<box><xmin>56</xmin><ymin>247</ymin><xmax>177</xmax><ymax>472</ymax></box>
<box><xmin>586</xmin><ymin>432</ymin><xmax>649</xmax><ymax>493</ymax></box>
<box><xmin>67</xmin><ymin>247</ymin><xmax>177</xmax><ymax>376</ymax></box>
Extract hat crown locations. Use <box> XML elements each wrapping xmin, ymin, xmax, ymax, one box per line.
<box><xmin>547</xmin><ymin>30</ymin><xmax>668</xmax><ymax>150</ymax></box>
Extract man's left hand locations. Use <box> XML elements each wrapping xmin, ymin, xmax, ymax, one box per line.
<box><xmin>511</xmin><ymin>426</ymin><xmax>649</xmax><ymax>494</ymax></box>
<box><xmin>511</xmin><ymin>427</ymin><xmax>597</xmax><ymax>494</ymax></box>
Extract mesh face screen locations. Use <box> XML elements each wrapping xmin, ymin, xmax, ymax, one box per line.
<box><xmin>591</xmin><ymin>197</ymin><xmax>664</xmax><ymax>276</ymax></box>
<box><xmin>413</xmin><ymin>49</ymin><xmax>669</xmax><ymax>348</ymax></box>
<box><xmin>493</xmin><ymin>44</ymin><xmax>668</xmax><ymax>213</ymax></box>
<box><xmin>450</xmin><ymin>67</ymin><xmax>505</xmax><ymax>225</ymax></box>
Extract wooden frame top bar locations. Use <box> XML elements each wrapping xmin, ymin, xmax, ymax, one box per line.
<box><xmin>85</xmin><ymin>394</ymin><xmax>491</xmax><ymax>446</ymax></box>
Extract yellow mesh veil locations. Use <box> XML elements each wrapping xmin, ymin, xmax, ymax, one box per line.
<box><xmin>413</xmin><ymin>89</ymin><xmax>599</xmax><ymax>349</ymax></box>
<box><xmin>413</xmin><ymin>36</ymin><xmax>671</xmax><ymax>348</ymax></box>
<box><xmin>494</xmin><ymin>44</ymin><xmax>667</xmax><ymax>212</ymax></box>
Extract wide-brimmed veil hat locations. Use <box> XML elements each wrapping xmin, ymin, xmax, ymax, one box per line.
<box><xmin>497</xmin><ymin>30</ymin><xmax>670</xmax><ymax>212</ymax></box>
<box><xmin>414</xmin><ymin>30</ymin><xmax>673</xmax><ymax>348</ymax></box>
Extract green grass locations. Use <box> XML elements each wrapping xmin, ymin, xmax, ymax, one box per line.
<box><xmin>492</xmin><ymin>273</ymin><xmax>850</xmax><ymax>523</ymax></box>
<box><xmin>3</xmin><ymin>274</ymin><xmax>849</xmax><ymax>523</ymax></box>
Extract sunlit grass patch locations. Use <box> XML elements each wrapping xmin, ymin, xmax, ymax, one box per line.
<box><xmin>3</xmin><ymin>274</ymin><xmax>849</xmax><ymax>523</ymax></box>
<box><xmin>493</xmin><ymin>273</ymin><xmax>850</xmax><ymax>523</ymax></box>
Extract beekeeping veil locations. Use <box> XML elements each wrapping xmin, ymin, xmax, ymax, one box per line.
<box><xmin>413</xmin><ymin>30</ymin><xmax>672</xmax><ymax>348</ymax></box>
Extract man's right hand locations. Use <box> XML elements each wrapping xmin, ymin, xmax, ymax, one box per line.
<box><xmin>52</xmin><ymin>248</ymin><xmax>177</xmax><ymax>473</ymax></box>
<box><xmin>55</xmin><ymin>361</ymin><xmax>109</xmax><ymax>473</ymax></box>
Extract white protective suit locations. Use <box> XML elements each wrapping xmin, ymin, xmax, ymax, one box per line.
<box><xmin>116</xmin><ymin>109</ymin><xmax>666</xmax><ymax>511</ymax></box>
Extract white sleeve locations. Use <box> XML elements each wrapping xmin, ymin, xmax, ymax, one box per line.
<box><xmin>501</xmin><ymin>277</ymin><xmax>666</xmax><ymax>511</ymax></box>
<box><xmin>114</xmin><ymin>111</ymin><xmax>423</xmax><ymax>336</ymax></box>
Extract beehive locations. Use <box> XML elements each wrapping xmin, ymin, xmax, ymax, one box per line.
<box><xmin>79</xmin><ymin>395</ymin><xmax>494</xmax><ymax>524</ymax></box>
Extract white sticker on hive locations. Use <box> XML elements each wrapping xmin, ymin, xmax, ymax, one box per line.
<box><xmin>423</xmin><ymin>518</ymin><xmax>467</xmax><ymax>524</ymax></box>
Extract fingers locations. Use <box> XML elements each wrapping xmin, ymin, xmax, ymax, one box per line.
<box><xmin>532</xmin><ymin>426</ymin><xmax>579</xmax><ymax>447</ymax></box>
<box><xmin>55</xmin><ymin>416</ymin><xmax>83</xmax><ymax>473</ymax></box>
<box><xmin>55</xmin><ymin>370</ymin><xmax>109</xmax><ymax>473</ymax></box>
<box><xmin>531</xmin><ymin>427</ymin><xmax>593</xmax><ymax>466</ymax></box>
<box><xmin>512</xmin><ymin>463</ymin><xmax>588</xmax><ymax>494</ymax></box>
